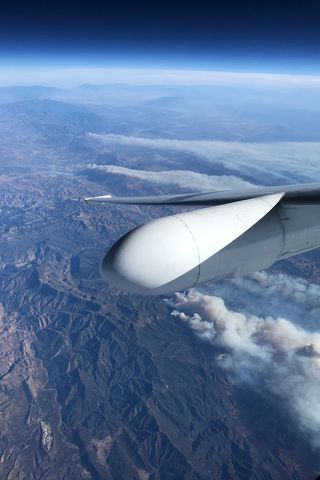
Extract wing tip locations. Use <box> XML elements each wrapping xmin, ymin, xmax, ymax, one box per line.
<box><xmin>85</xmin><ymin>194</ymin><xmax>113</xmax><ymax>205</ymax></box>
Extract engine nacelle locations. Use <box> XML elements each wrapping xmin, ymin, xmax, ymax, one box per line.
<box><xmin>101</xmin><ymin>192</ymin><xmax>320</xmax><ymax>295</ymax></box>
<box><xmin>101</xmin><ymin>193</ymin><xmax>291</xmax><ymax>294</ymax></box>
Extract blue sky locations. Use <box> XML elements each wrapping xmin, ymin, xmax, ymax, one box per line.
<box><xmin>1</xmin><ymin>0</ymin><xmax>320</xmax><ymax>83</ymax></box>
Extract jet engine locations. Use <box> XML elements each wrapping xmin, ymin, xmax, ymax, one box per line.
<box><xmin>86</xmin><ymin>183</ymin><xmax>320</xmax><ymax>295</ymax></box>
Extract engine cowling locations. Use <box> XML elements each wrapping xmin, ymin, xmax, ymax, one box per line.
<box><xmin>101</xmin><ymin>194</ymin><xmax>284</xmax><ymax>294</ymax></box>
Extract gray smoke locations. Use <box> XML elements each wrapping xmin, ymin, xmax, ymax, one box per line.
<box><xmin>88</xmin><ymin>133</ymin><xmax>320</xmax><ymax>182</ymax></box>
<box><xmin>233</xmin><ymin>271</ymin><xmax>320</xmax><ymax>310</ymax></box>
<box><xmin>84</xmin><ymin>163</ymin><xmax>254</xmax><ymax>191</ymax></box>
<box><xmin>171</xmin><ymin>290</ymin><xmax>320</xmax><ymax>447</ymax></box>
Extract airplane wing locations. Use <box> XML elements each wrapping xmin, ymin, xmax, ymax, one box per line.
<box><xmin>85</xmin><ymin>182</ymin><xmax>320</xmax><ymax>206</ymax></box>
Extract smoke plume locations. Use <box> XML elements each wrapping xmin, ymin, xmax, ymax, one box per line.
<box><xmin>171</xmin><ymin>289</ymin><xmax>320</xmax><ymax>447</ymax></box>
<box><xmin>83</xmin><ymin>163</ymin><xmax>253</xmax><ymax>191</ymax></box>
<box><xmin>233</xmin><ymin>271</ymin><xmax>320</xmax><ymax>310</ymax></box>
<box><xmin>88</xmin><ymin>133</ymin><xmax>320</xmax><ymax>182</ymax></box>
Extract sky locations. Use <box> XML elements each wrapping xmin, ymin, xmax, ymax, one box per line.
<box><xmin>0</xmin><ymin>0</ymin><xmax>320</xmax><ymax>81</ymax></box>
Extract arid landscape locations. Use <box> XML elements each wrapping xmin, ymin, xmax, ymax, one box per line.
<box><xmin>1</xmin><ymin>82</ymin><xmax>320</xmax><ymax>479</ymax></box>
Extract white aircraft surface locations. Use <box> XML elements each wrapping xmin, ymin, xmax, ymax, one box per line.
<box><xmin>86</xmin><ymin>182</ymin><xmax>320</xmax><ymax>294</ymax></box>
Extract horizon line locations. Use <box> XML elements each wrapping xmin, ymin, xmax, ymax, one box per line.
<box><xmin>1</xmin><ymin>66</ymin><xmax>320</xmax><ymax>88</ymax></box>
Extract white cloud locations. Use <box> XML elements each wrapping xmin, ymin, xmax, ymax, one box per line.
<box><xmin>171</xmin><ymin>290</ymin><xmax>320</xmax><ymax>447</ymax></box>
<box><xmin>84</xmin><ymin>163</ymin><xmax>254</xmax><ymax>191</ymax></box>
<box><xmin>89</xmin><ymin>134</ymin><xmax>320</xmax><ymax>182</ymax></box>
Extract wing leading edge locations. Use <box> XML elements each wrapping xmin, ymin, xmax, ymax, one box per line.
<box><xmin>85</xmin><ymin>182</ymin><xmax>320</xmax><ymax>207</ymax></box>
